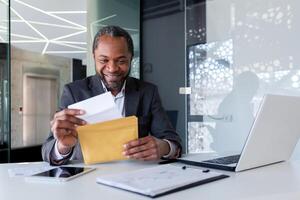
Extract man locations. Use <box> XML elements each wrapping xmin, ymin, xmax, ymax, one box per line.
<box><xmin>42</xmin><ymin>25</ymin><xmax>182</xmax><ymax>165</ymax></box>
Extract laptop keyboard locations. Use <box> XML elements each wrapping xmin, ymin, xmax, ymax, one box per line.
<box><xmin>203</xmin><ymin>154</ymin><xmax>240</xmax><ymax>165</ymax></box>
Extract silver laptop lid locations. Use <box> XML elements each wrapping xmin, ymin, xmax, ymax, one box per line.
<box><xmin>236</xmin><ymin>94</ymin><xmax>300</xmax><ymax>172</ymax></box>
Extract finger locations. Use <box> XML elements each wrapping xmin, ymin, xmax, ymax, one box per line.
<box><xmin>54</xmin><ymin>109</ymin><xmax>85</xmax><ymax>119</ymax></box>
<box><xmin>124</xmin><ymin>136</ymin><xmax>153</xmax><ymax>150</ymax></box>
<box><xmin>53</xmin><ymin>128</ymin><xmax>71</xmax><ymax>140</ymax></box>
<box><xmin>123</xmin><ymin>142</ymin><xmax>156</xmax><ymax>156</ymax></box>
<box><xmin>130</xmin><ymin>149</ymin><xmax>158</xmax><ymax>160</ymax></box>
<box><xmin>137</xmin><ymin>154</ymin><xmax>158</xmax><ymax>161</ymax></box>
<box><xmin>55</xmin><ymin>115</ymin><xmax>86</xmax><ymax>126</ymax></box>
<box><xmin>54</xmin><ymin>129</ymin><xmax>78</xmax><ymax>143</ymax></box>
<box><xmin>51</xmin><ymin>120</ymin><xmax>77</xmax><ymax>133</ymax></box>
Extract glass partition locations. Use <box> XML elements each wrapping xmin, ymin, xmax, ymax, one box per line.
<box><xmin>10</xmin><ymin>0</ymin><xmax>76</xmax><ymax>149</ymax></box>
<box><xmin>0</xmin><ymin>0</ymin><xmax>10</xmax><ymax>162</ymax></box>
<box><xmin>186</xmin><ymin>0</ymin><xmax>300</xmax><ymax>157</ymax></box>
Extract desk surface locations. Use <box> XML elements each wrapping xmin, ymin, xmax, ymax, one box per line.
<box><xmin>1</xmin><ymin>157</ymin><xmax>300</xmax><ymax>200</ymax></box>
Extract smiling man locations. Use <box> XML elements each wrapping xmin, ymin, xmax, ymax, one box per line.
<box><xmin>42</xmin><ymin>26</ymin><xmax>182</xmax><ymax>165</ymax></box>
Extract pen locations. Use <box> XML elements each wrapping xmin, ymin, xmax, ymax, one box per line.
<box><xmin>181</xmin><ymin>165</ymin><xmax>210</xmax><ymax>173</ymax></box>
<box><xmin>158</xmin><ymin>159</ymin><xmax>178</xmax><ymax>165</ymax></box>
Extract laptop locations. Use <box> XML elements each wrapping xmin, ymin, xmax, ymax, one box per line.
<box><xmin>179</xmin><ymin>94</ymin><xmax>300</xmax><ymax>172</ymax></box>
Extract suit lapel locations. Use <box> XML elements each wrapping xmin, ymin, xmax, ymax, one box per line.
<box><xmin>125</xmin><ymin>77</ymin><xmax>140</xmax><ymax>117</ymax></box>
<box><xmin>89</xmin><ymin>75</ymin><xmax>106</xmax><ymax>96</ymax></box>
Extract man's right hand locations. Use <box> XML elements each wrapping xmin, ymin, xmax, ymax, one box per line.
<box><xmin>50</xmin><ymin>109</ymin><xmax>86</xmax><ymax>155</ymax></box>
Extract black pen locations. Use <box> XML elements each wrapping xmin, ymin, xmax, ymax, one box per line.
<box><xmin>158</xmin><ymin>159</ymin><xmax>178</xmax><ymax>164</ymax></box>
<box><xmin>180</xmin><ymin>166</ymin><xmax>209</xmax><ymax>172</ymax></box>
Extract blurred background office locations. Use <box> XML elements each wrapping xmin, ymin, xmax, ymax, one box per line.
<box><xmin>1</xmin><ymin>0</ymin><xmax>300</xmax><ymax>163</ymax></box>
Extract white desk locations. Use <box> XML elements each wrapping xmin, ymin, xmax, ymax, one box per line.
<box><xmin>1</xmin><ymin>159</ymin><xmax>300</xmax><ymax>200</ymax></box>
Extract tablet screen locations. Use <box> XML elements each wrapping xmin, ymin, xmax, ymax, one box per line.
<box><xmin>30</xmin><ymin>167</ymin><xmax>95</xmax><ymax>181</ymax></box>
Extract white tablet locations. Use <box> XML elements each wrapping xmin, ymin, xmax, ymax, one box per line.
<box><xmin>25</xmin><ymin>166</ymin><xmax>95</xmax><ymax>183</ymax></box>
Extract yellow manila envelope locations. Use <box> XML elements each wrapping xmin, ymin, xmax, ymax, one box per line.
<box><xmin>77</xmin><ymin>116</ymin><xmax>138</xmax><ymax>164</ymax></box>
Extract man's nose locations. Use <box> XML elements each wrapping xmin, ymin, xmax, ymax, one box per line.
<box><xmin>106</xmin><ymin>61</ymin><xmax>119</xmax><ymax>73</ymax></box>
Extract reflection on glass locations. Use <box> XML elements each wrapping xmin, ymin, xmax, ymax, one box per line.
<box><xmin>22</xmin><ymin>74</ymin><xmax>58</xmax><ymax>146</ymax></box>
<box><xmin>208</xmin><ymin>72</ymin><xmax>259</xmax><ymax>153</ymax></box>
<box><xmin>188</xmin><ymin>40</ymin><xmax>233</xmax><ymax>116</ymax></box>
<box><xmin>187</xmin><ymin>0</ymin><xmax>300</xmax><ymax>154</ymax></box>
<box><xmin>0</xmin><ymin>0</ymin><xmax>10</xmax><ymax>162</ymax></box>
<box><xmin>187</xmin><ymin>39</ymin><xmax>234</xmax><ymax>153</ymax></box>
<box><xmin>10</xmin><ymin>49</ymin><xmax>71</xmax><ymax>148</ymax></box>
<box><xmin>9</xmin><ymin>0</ymin><xmax>74</xmax><ymax>148</ymax></box>
<box><xmin>188</xmin><ymin>122</ymin><xmax>214</xmax><ymax>152</ymax></box>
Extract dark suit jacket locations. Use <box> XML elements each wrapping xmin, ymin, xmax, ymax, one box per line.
<box><xmin>42</xmin><ymin>75</ymin><xmax>182</xmax><ymax>164</ymax></box>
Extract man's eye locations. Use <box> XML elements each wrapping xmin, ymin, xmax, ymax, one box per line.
<box><xmin>118</xmin><ymin>60</ymin><xmax>127</xmax><ymax>64</ymax></box>
<box><xmin>99</xmin><ymin>60</ymin><xmax>108</xmax><ymax>64</ymax></box>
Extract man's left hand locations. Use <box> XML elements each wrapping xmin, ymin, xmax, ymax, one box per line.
<box><xmin>123</xmin><ymin>136</ymin><xmax>170</xmax><ymax>161</ymax></box>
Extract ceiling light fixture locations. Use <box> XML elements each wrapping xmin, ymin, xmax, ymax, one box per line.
<box><xmin>42</xmin><ymin>41</ymin><xmax>49</xmax><ymax>54</ymax></box>
<box><xmin>45</xmin><ymin>50</ymin><xmax>86</xmax><ymax>54</ymax></box>
<box><xmin>0</xmin><ymin>25</ymin><xmax>7</xmax><ymax>30</ymax></box>
<box><xmin>51</xmin><ymin>30</ymin><xmax>86</xmax><ymax>41</ymax></box>
<box><xmin>10</xmin><ymin>7</ymin><xmax>49</xmax><ymax>42</ymax></box>
<box><xmin>95</xmin><ymin>23</ymin><xmax>139</xmax><ymax>32</ymax></box>
<box><xmin>11</xmin><ymin>20</ymin><xmax>85</xmax><ymax>30</ymax></box>
<box><xmin>11</xmin><ymin>40</ymin><xmax>46</xmax><ymax>43</ymax></box>
<box><xmin>0</xmin><ymin>0</ymin><xmax>8</xmax><ymax>5</ymax></box>
<box><xmin>47</xmin><ymin>11</ymin><xmax>87</xmax><ymax>14</ymax></box>
<box><xmin>0</xmin><ymin>35</ymin><xmax>5</xmax><ymax>42</ymax></box>
<box><xmin>7</xmin><ymin>32</ymin><xmax>41</xmax><ymax>40</ymax></box>
<box><xmin>14</xmin><ymin>0</ymin><xmax>86</xmax><ymax>29</ymax></box>
<box><xmin>51</xmin><ymin>41</ymin><xmax>86</xmax><ymax>50</ymax></box>
<box><xmin>53</xmin><ymin>41</ymin><xmax>86</xmax><ymax>45</ymax></box>
<box><xmin>90</xmin><ymin>14</ymin><xmax>117</xmax><ymax>40</ymax></box>
<box><xmin>2</xmin><ymin>0</ymin><xmax>87</xmax><ymax>58</ymax></box>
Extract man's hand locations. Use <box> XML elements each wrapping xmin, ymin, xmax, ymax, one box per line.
<box><xmin>50</xmin><ymin>109</ymin><xmax>86</xmax><ymax>155</ymax></box>
<box><xmin>122</xmin><ymin>136</ymin><xmax>170</xmax><ymax>161</ymax></box>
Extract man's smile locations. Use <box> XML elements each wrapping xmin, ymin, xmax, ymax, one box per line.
<box><xmin>103</xmin><ymin>73</ymin><xmax>122</xmax><ymax>82</ymax></box>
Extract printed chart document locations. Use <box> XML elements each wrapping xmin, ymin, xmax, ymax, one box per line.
<box><xmin>68</xmin><ymin>92</ymin><xmax>122</xmax><ymax>124</ymax></box>
<box><xmin>96</xmin><ymin>164</ymin><xmax>229</xmax><ymax>198</ymax></box>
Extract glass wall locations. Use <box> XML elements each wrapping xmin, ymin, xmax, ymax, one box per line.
<box><xmin>0</xmin><ymin>0</ymin><xmax>10</xmax><ymax>162</ymax></box>
<box><xmin>186</xmin><ymin>0</ymin><xmax>300</xmax><ymax>157</ymax></box>
<box><xmin>10</xmin><ymin>0</ymin><xmax>80</xmax><ymax>149</ymax></box>
<box><xmin>2</xmin><ymin>0</ymin><xmax>139</xmax><ymax>161</ymax></box>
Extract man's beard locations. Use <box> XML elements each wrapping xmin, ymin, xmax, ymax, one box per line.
<box><xmin>102</xmin><ymin>76</ymin><xmax>123</xmax><ymax>92</ymax></box>
<box><xmin>98</xmin><ymin>72</ymin><xmax>129</xmax><ymax>92</ymax></box>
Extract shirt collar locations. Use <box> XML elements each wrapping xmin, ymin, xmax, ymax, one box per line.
<box><xmin>100</xmin><ymin>79</ymin><xmax>126</xmax><ymax>97</ymax></box>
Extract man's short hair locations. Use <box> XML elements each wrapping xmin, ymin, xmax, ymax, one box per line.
<box><xmin>92</xmin><ymin>25</ymin><xmax>134</xmax><ymax>57</ymax></box>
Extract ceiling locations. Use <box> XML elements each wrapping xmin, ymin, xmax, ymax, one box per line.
<box><xmin>0</xmin><ymin>0</ymin><xmax>87</xmax><ymax>61</ymax></box>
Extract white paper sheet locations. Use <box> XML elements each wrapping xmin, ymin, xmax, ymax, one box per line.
<box><xmin>68</xmin><ymin>92</ymin><xmax>122</xmax><ymax>124</ymax></box>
